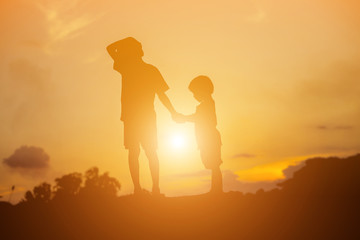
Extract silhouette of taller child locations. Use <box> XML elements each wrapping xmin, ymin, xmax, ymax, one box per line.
<box><xmin>107</xmin><ymin>37</ymin><xmax>176</xmax><ymax>195</ymax></box>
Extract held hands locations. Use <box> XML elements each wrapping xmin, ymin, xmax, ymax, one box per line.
<box><xmin>171</xmin><ymin>112</ymin><xmax>186</xmax><ymax>123</ymax></box>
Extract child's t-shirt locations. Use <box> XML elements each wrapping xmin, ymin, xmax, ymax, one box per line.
<box><xmin>118</xmin><ymin>62</ymin><xmax>169</xmax><ymax>123</ymax></box>
<box><xmin>194</xmin><ymin>98</ymin><xmax>222</xmax><ymax>150</ymax></box>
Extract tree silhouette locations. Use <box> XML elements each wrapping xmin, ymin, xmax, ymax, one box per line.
<box><xmin>24</xmin><ymin>191</ymin><xmax>35</xmax><ymax>202</ymax></box>
<box><xmin>80</xmin><ymin>167</ymin><xmax>121</xmax><ymax>198</ymax></box>
<box><xmin>24</xmin><ymin>182</ymin><xmax>52</xmax><ymax>203</ymax></box>
<box><xmin>34</xmin><ymin>182</ymin><xmax>52</xmax><ymax>202</ymax></box>
<box><xmin>278</xmin><ymin>154</ymin><xmax>360</xmax><ymax>197</ymax></box>
<box><xmin>19</xmin><ymin>167</ymin><xmax>121</xmax><ymax>203</ymax></box>
<box><xmin>53</xmin><ymin>172</ymin><xmax>82</xmax><ymax>199</ymax></box>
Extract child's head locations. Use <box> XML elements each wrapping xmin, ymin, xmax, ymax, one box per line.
<box><xmin>115</xmin><ymin>37</ymin><xmax>144</xmax><ymax>68</ymax></box>
<box><xmin>118</xmin><ymin>37</ymin><xmax>144</xmax><ymax>58</ymax></box>
<box><xmin>188</xmin><ymin>75</ymin><xmax>214</xmax><ymax>102</ymax></box>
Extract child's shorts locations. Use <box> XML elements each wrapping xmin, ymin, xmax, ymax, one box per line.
<box><xmin>200</xmin><ymin>147</ymin><xmax>222</xmax><ymax>169</ymax></box>
<box><xmin>123</xmin><ymin>117</ymin><xmax>157</xmax><ymax>151</ymax></box>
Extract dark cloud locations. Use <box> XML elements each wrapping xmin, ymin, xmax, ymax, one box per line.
<box><xmin>334</xmin><ymin>125</ymin><xmax>354</xmax><ymax>130</ymax></box>
<box><xmin>3</xmin><ymin>146</ymin><xmax>50</xmax><ymax>169</ymax></box>
<box><xmin>298</xmin><ymin>145</ymin><xmax>360</xmax><ymax>158</ymax></box>
<box><xmin>316</xmin><ymin>125</ymin><xmax>328</xmax><ymax>130</ymax></box>
<box><xmin>231</xmin><ymin>153</ymin><xmax>256</xmax><ymax>159</ymax></box>
<box><xmin>316</xmin><ymin>125</ymin><xmax>354</xmax><ymax>131</ymax></box>
<box><xmin>318</xmin><ymin>145</ymin><xmax>360</xmax><ymax>153</ymax></box>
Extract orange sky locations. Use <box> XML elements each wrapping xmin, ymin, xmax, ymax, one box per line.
<box><xmin>1</xmin><ymin>0</ymin><xmax>360</xmax><ymax>202</ymax></box>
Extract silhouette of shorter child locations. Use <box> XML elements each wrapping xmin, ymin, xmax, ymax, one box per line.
<box><xmin>174</xmin><ymin>76</ymin><xmax>223</xmax><ymax>194</ymax></box>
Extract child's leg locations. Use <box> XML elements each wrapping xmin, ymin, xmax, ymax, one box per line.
<box><xmin>129</xmin><ymin>146</ymin><xmax>141</xmax><ymax>192</ymax></box>
<box><xmin>144</xmin><ymin>148</ymin><xmax>160</xmax><ymax>193</ymax></box>
<box><xmin>211</xmin><ymin>166</ymin><xmax>223</xmax><ymax>193</ymax></box>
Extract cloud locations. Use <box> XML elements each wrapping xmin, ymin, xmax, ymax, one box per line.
<box><xmin>316</xmin><ymin>125</ymin><xmax>354</xmax><ymax>131</ymax></box>
<box><xmin>316</xmin><ymin>125</ymin><xmax>328</xmax><ymax>130</ymax></box>
<box><xmin>282</xmin><ymin>161</ymin><xmax>306</xmax><ymax>179</ymax></box>
<box><xmin>314</xmin><ymin>145</ymin><xmax>360</xmax><ymax>153</ymax></box>
<box><xmin>262</xmin><ymin>60</ymin><xmax>360</xmax><ymax>157</ymax></box>
<box><xmin>166</xmin><ymin>160</ymin><xmax>308</xmax><ymax>194</ymax></box>
<box><xmin>223</xmin><ymin>170</ymin><xmax>279</xmax><ymax>193</ymax></box>
<box><xmin>224</xmin><ymin>160</ymin><xmax>307</xmax><ymax>193</ymax></box>
<box><xmin>34</xmin><ymin>0</ymin><xmax>102</xmax><ymax>54</ymax></box>
<box><xmin>0</xmin><ymin>186</ymin><xmax>26</xmax><ymax>198</ymax></box>
<box><xmin>334</xmin><ymin>125</ymin><xmax>354</xmax><ymax>130</ymax></box>
<box><xmin>0</xmin><ymin>59</ymin><xmax>54</xmax><ymax>135</ymax></box>
<box><xmin>231</xmin><ymin>153</ymin><xmax>256</xmax><ymax>159</ymax></box>
<box><xmin>3</xmin><ymin>146</ymin><xmax>50</xmax><ymax>169</ymax></box>
<box><xmin>9</xmin><ymin>59</ymin><xmax>51</xmax><ymax>88</ymax></box>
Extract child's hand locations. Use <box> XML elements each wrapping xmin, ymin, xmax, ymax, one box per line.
<box><xmin>172</xmin><ymin>112</ymin><xmax>186</xmax><ymax>123</ymax></box>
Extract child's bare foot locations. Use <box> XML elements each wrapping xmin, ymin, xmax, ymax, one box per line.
<box><xmin>152</xmin><ymin>187</ymin><xmax>165</xmax><ymax>197</ymax></box>
<box><xmin>208</xmin><ymin>188</ymin><xmax>223</xmax><ymax>196</ymax></box>
<box><xmin>134</xmin><ymin>187</ymin><xmax>146</xmax><ymax>196</ymax></box>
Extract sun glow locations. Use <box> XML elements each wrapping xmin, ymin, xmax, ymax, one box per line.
<box><xmin>171</xmin><ymin>134</ymin><xmax>186</xmax><ymax>149</ymax></box>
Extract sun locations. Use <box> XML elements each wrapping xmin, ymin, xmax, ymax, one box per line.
<box><xmin>159</xmin><ymin>125</ymin><xmax>194</xmax><ymax>155</ymax></box>
<box><xmin>170</xmin><ymin>134</ymin><xmax>186</xmax><ymax>150</ymax></box>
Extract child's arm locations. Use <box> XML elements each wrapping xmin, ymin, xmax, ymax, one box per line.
<box><xmin>158</xmin><ymin>92</ymin><xmax>176</xmax><ymax>115</ymax></box>
<box><xmin>106</xmin><ymin>40</ymin><xmax>122</xmax><ymax>60</ymax></box>
<box><xmin>182</xmin><ymin>114</ymin><xmax>196</xmax><ymax>122</ymax></box>
<box><xmin>173</xmin><ymin>113</ymin><xmax>196</xmax><ymax>123</ymax></box>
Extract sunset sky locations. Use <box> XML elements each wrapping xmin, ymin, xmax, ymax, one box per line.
<box><xmin>1</xmin><ymin>0</ymin><xmax>360</xmax><ymax>202</ymax></box>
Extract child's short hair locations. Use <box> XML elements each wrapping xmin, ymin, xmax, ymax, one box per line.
<box><xmin>188</xmin><ymin>75</ymin><xmax>214</xmax><ymax>95</ymax></box>
<box><xmin>116</xmin><ymin>37</ymin><xmax>144</xmax><ymax>58</ymax></box>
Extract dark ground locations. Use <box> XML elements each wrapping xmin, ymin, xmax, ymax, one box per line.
<box><xmin>1</xmin><ymin>191</ymin><xmax>359</xmax><ymax>240</ymax></box>
<box><xmin>1</xmin><ymin>154</ymin><xmax>360</xmax><ymax>240</ymax></box>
